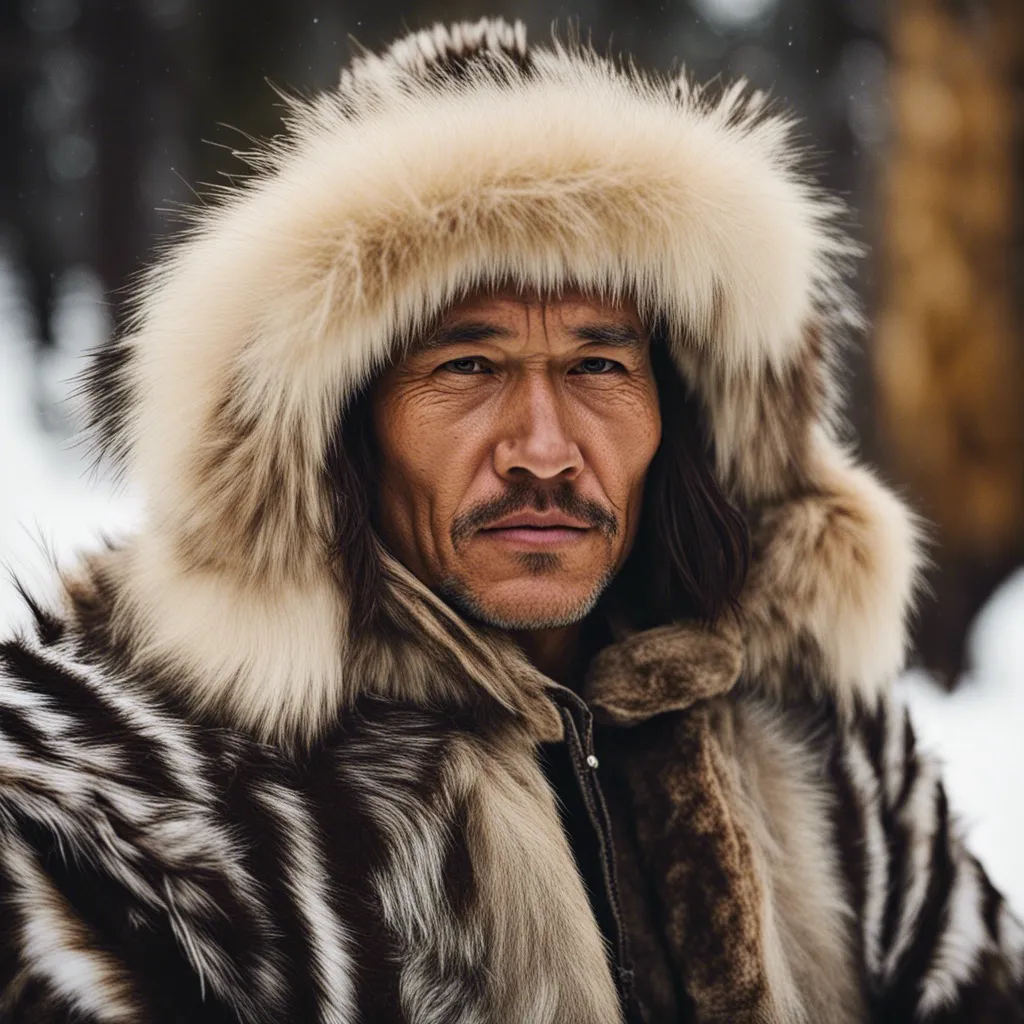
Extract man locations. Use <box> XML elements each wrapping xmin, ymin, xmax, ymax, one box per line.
<box><xmin>0</xmin><ymin>18</ymin><xmax>1021</xmax><ymax>1024</ymax></box>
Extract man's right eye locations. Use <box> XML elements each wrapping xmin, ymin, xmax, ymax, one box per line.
<box><xmin>440</xmin><ymin>357</ymin><xmax>489</xmax><ymax>374</ymax></box>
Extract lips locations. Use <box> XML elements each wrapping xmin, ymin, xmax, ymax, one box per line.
<box><xmin>479</xmin><ymin>512</ymin><xmax>592</xmax><ymax>546</ymax></box>
<box><xmin>482</xmin><ymin>512</ymin><xmax>591</xmax><ymax>531</ymax></box>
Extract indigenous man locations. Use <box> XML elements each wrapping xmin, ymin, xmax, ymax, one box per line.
<box><xmin>1</xmin><ymin>18</ymin><xmax>1022</xmax><ymax>1024</ymax></box>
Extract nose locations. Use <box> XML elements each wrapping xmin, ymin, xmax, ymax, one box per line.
<box><xmin>493</xmin><ymin>371</ymin><xmax>584</xmax><ymax>483</ymax></box>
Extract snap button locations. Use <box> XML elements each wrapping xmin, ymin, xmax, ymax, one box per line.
<box><xmin>586</xmin><ymin>754</ymin><xmax>599</xmax><ymax>769</ymax></box>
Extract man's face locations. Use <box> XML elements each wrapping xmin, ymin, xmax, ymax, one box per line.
<box><xmin>370</xmin><ymin>290</ymin><xmax>662</xmax><ymax>630</ymax></box>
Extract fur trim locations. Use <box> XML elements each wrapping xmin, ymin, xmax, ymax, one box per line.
<box><xmin>69</xmin><ymin>18</ymin><xmax>920</xmax><ymax>742</ymax></box>
<box><xmin>64</xmin><ymin>536</ymin><xmax>561</xmax><ymax>747</ymax></box>
<box><xmin>584</xmin><ymin>619</ymin><xmax>743</xmax><ymax>726</ymax></box>
<box><xmin>723</xmin><ymin>697</ymin><xmax>866</xmax><ymax>1023</ymax></box>
<box><xmin>740</xmin><ymin>435</ymin><xmax>924</xmax><ymax>709</ymax></box>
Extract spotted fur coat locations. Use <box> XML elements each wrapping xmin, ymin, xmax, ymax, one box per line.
<box><xmin>1</xmin><ymin>18</ymin><xmax>1022</xmax><ymax>1024</ymax></box>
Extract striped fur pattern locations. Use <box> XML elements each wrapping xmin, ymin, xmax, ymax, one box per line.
<box><xmin>828</xmin><ymin>695</ymin><xmax>1024</xmax><ymax>1021</ymax></box>
<box><xmin>0</xmin><ymin>601</ymin><xmax>618</xmax><ymax>1023</ymax></box>
<box><xmin>723</xmin><ymin>689</ymin><xmax>1024</xmax><ymax>1023</ymax></box>
<box><xmin>3</xmin><ymin>601</ymin><xmax>1022</xmax><ymax>1022</ymax></box>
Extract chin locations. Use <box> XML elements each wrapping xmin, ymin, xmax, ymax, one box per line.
<box><xmin>437</xmin><ymin>574</ymin><xmax>611</xmax><ymax>632</ymax></box>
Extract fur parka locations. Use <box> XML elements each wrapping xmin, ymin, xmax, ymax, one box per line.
<box><xmin>1</xmin><ymin>18</ymin><xmax>1022</xmax><ymax>1024</ymax></box>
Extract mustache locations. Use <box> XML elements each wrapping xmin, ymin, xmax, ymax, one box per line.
<box><xmin>450</xmin><ymin>481</ymin><xmax>619</xmax><ymax>547</ymax></box>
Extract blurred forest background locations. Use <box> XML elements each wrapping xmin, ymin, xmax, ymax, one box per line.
<box><xmin>0</xmin><ymin>0</ymin><xmax>1022</xmax><ymax>686</ymax></box>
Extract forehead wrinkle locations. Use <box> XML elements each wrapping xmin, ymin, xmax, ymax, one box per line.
<box><xmin>536</xmin><ymin>299</ymin><xmax>550</xmax><ymax>350</ymax></box>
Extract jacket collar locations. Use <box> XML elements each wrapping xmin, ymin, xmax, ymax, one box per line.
<box><xmin>580</xmin><ymin>616</ymin><xmax>744</xmax><ymax>727</ymax></box>
<box><xmin>523</xmin><ymin>612</ymin><xmax>746</xmax><ymax>738</ymax></box>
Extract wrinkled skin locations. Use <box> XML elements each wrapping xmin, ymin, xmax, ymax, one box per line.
<box><xmin>370</xmin><ymin>289</ymin><xmax>662</xmax><ymax>678</ymax></box>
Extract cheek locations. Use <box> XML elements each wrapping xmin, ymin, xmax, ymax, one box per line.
<box><xmin>630</xmin><ymin>402</ymin><xmax>663</xmax><ymax>473</ymax></box>
<box><xmin>373</xmin><ymin>393</ymin><xmax>487</xmax><ymax>536</ymax></box>
<box><xmin>616</xmin><ymin>404</ymin><xmax>660</xmax><ymax>556</ymax></box>
<box><xmin>584</xmin><ymin>391</ymin><xmax>662</xmax><ymax>504</ymax></box>
<box><xmin>376</xmin><ymin>414</ymin><xmax>436</xmax><ymax>527</ymax></box>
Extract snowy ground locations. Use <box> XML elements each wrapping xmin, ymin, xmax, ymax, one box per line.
<box><xmin>897</xmin><ymin>578</ymin><xmax>1024</xmax><ymax>913</ymax></box>
<box><xmin>0</xmin><ymin>258</ymin><xmax>141</xmax><ymax>630</ymax></box>
<box><xmin>1</xmin><ymin>257</ymin><xmax>1021</xmax><ymax>913</ymax></box>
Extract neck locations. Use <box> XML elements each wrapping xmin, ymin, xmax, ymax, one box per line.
<box><xmin>512</xmin><ymin>621</ymin><xmax>585</xmax><ymax>689</ymax></box>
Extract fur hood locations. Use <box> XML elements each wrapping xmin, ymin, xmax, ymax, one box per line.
<box><xmin>70</xmin><ymin>18</ymin><xmax>922</xmax><ymax>745</ymax></box>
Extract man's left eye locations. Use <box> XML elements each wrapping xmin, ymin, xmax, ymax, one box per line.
<box><xmin>574</xmin><ymin>358</ymin><xmax>621</xmax><ymax>374</ymax></box>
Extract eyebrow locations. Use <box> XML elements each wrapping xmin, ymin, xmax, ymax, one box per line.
<box><xmin>417</xmin><ymin>321</ymin><xmax>516</xmax><ymax>350</ymax></box>
<box><xmin>571</xmin><ymin>323</ymin><xmax>643</xmax><ymax>347</ymax></box>
<box><xmin>419</xmin><ymin>319</ymin><xmax>643</xmax><ymax>352</ymax></box>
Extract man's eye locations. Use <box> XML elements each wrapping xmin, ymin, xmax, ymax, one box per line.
<box><xmin>441</xmin><ymin>357</ymin><xmax>489</xmax><ymax>374</ymax></box>
<box><xmin>573</xmin><ymin>357</ymin><xmax>622</xmax><ymax>374</ymax></box>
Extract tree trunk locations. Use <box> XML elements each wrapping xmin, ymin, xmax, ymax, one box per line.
<box><xmin>875</xmin><ymin>0</ymin><xmax>1024</xmax><ymax>685</ymax></box>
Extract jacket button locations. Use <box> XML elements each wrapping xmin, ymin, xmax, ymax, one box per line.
<box><xmin>586</xmin><ymin>754</ymin><xmax>599</xmax><ymax>769</ymax></box>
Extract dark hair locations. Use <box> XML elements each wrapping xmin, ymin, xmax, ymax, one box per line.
<box><xmin>325</xmin><ymin>330</ymin><xmax>750</xmax><ymax>635</ymax></box>
<box><xmin>610</xmin><ymin>332</ymin><xmax>749</xmax><ymax>629</ymax></box>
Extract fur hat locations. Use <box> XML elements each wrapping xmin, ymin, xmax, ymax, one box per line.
<box><xmin>75</xmin><ymin>19</ymin><xmax>922</xmax><ymax>743</ymax></box>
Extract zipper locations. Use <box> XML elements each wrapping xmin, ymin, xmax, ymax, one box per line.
<box><xmin>548</xmin><ymin>686</ymin><xmax>642</xmax><ymax>1022</ymax></box>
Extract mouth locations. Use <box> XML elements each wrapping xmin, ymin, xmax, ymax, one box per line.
<box><xmin>478</xmin><ymin>512</ymin><xmax>593</xmax><ymax>547</ymax></box>
<box><xmin>479</xmin><ymin>525</ymin><xmax>590</xmax><ymax>546</ymax></box>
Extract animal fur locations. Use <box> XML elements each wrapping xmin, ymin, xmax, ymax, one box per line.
<box><xmin>70</xmin><ymin>18</ymin><xmax>918</xmax><ymax>746</ymax></box>
<box><xmin>0</xmin><ymin>17</ymin><xmax>1020</xmax><ymax>1024</ymax></box>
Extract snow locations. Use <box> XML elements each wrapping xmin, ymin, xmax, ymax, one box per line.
<box><xmin>897</xmin><ymin>572</ymin><xmax>1024</xmax><ymax>914</ymax></box>
<box><xmin>0</xmin><ymin>258</ymin><xmax>141</xmax><ymax>631</ymax></box>
<box><xmin>0</xmin><ymin>255</ymin><xmax>1021</xmax><ymax>914</ymax></box>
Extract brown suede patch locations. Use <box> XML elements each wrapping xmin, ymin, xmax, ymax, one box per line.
<box><xmin>599</xmin><ymin>763</ymin><xmax>688</xmax><ymax>1021</ymax></box>
<box><xmin>584</xmin><ymin>620</ymin><xmax>743</xmax><ymax>727</ymax></box>
<box><xmin>616</xmin><ymin>704</ymin><xmax>777</xmax><ymax>1024</ymax></box>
